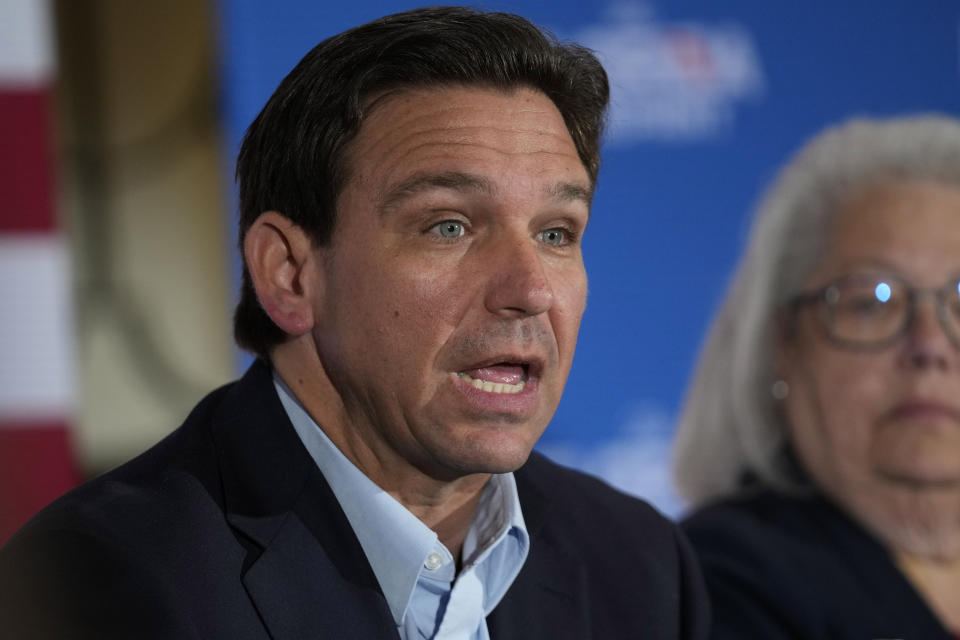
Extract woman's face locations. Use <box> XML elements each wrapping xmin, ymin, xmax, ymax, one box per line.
<box><xmin>781</xmin><ymin>179</ymin><xmax>960</xmax><ymax>552</ymax></box>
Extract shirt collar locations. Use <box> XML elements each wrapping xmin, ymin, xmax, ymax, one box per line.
<box><xmin>463</xmin><ymin>470</ymin><xmax>529</xmax><ymax>613</ymax></box>
<box><xmin>273</xmin><ymin>374</ymin><xmax>529</xmax><ymax>625</ymax></box>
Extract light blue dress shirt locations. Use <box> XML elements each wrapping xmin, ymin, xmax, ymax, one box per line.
<box><xmin>273</xmin><ymin>375</ymin><xmax>530</xmax><ymax>640</ymax></box>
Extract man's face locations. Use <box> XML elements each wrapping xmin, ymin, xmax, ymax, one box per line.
<box><xmin>310</xmin><ymin>85</ymin><xmax>590</xmax><ymax>482</ymax></box>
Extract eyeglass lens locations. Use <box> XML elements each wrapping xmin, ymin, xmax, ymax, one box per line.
<box><xmin>823</xmin><ymin>275</ymin><xmax>960</xmax><ymax>346</ymax></box>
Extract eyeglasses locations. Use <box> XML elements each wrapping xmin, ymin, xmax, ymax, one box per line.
<box><xmin>789</xmin><ymin>271</ymin><xmax>960</xmax><ymax>350</ymax></box>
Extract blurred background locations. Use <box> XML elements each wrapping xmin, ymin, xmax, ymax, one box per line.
<box><xmin>1</xmin><ymin>0</ymin><xmax>958</xmax><ymax>542</ymax></box>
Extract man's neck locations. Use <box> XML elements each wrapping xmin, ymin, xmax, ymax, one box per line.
<box><xmin>399</xmin><ymin>473</ymin><xmax>488</xmax><ymax>563</ymax></box>
<box><xmin>271</xmin><ymin>340</ymin><xmax>492</xmax><ymax>560</ymax></box>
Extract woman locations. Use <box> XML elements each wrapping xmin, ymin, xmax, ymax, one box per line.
<box><xmin>674</xmin><ymin>115</ymin><xmax>960</xmax><ymax>638</ymax></box>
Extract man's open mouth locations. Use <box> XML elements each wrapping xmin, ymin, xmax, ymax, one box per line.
<box><xmin>456</xmin><ymin>363</ymin><xmax>529</xmax><ymax>395</ymax></box>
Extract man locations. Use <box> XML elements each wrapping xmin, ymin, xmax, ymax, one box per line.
<box><xmin>0</xmin><ymin>7</ymin><xmax>708</xmax><ymax>638</ymax></box>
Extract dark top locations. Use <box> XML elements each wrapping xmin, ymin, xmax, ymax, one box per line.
<box><xmin>682</xmin><ymin>489</ymin><xmax>953</xmax><ymax>639</ymax></box>
<box><xmin>0</xmin><ymin>360</ymin><xmax>708</xmax><ymax>639</ymax></box>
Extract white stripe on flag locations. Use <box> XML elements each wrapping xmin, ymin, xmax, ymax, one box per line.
<box><xmin>0</xmin><ymin>234</ymin><xmax>75</xmax><ymax>420</ymax></box>
<box><xmin>0</xmin><ymin>0</ymin><xmax>53</xmax><ymax>86</ymax></box>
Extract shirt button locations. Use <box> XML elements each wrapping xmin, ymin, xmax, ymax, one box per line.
<box><xmin>424</xmin><ymin>551</ymin><xmax>444</xmax><ymax>571</ymax></box>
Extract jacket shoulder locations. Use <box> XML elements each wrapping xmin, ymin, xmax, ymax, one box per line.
<box><xmin>0</xmin><ymin>378</ymin><xmax>254</xmax><ymax>639</ymax></box>
<box><xmin>518</xmin><ymin>450</ymin><xmax>671</xmax><ymax>530</ymax></box>
<box><xmin>681</xmin><ymin>491</ymin><xmax>951</xmax><ymax>639</ymax></box>
<box><xmin>8</xmin><ymin>378</ymin><xmax>238</xmax><ymax>543</ymax></box>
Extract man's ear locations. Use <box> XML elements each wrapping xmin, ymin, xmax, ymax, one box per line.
<box><xmin>243</xmin><ymin>211</ymin><xmax>320</xmax><ymax>336</ymax></box>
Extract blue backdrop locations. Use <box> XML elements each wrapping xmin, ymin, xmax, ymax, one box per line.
<box><xmin>217</xmin><ymin>0</ymin><xmax>960</xmax><ymax>514</ymax></box>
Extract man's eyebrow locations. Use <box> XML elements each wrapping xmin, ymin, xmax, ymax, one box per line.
<box><xmin>379</xmin><ymin>171</ymin><xmax>494</xmax><ymax>212</ymax></box>
<box><xmin>549</xmin><ymin>182</ymin><xmax>593</xmax><ymax>207</ymax></box>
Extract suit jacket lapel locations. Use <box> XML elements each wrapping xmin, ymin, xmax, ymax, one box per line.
<box><xmin>233</xmin><ymin>491</ymin><xmax>397</xmax><ymax>638</ymax></box>
<box><xmin>487</xmin><ymin>456</ymin><xmax>591</xmax><ymax>640</ymax></box>
<box><xmin>213</xmin><ymin>361</ymin><xmax>397</xmax><ymax>639</ymax></box>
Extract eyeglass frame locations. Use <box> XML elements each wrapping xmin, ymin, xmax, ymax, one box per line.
<box><xmin>787</xmin><ymin>270</ymin><xmax>960</xmax><ymax>351</ymax></box>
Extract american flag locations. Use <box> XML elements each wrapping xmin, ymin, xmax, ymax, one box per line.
<box><xmin>0</xmin><ymin>0</ymin><xmax>80</xmax><ymax>544</ymax></box>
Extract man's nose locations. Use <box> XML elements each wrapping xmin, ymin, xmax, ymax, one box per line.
<box><xmin>899</xmin><ymin>293</ymin><xmax>955</xmax><ymax>371</ymax></box>
<box><xmin>483</xmin><ymin>233</ymin><xmax>554</xmax><ymax>319</ymax></box>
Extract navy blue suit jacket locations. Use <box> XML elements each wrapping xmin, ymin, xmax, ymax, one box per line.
<box><xmin>1</xmin><ymin>361</ymin><xmax>708</xmax><ymax>639</ymax></box>
<box><xmin>682</xmin><ymin>490</ymin><xmax>952</xmax><ymax>639</ymax></box>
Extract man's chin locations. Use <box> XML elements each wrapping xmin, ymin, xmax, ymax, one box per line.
<box><xmin>425</xmin><ymin>442</ymin><xmax>536</xmax><ymax>481</ymax></box>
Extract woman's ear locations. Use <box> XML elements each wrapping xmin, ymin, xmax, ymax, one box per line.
<box><xmin>243</xmin><ymin>211</ymin><xmax>320</xmax><ymax>336</ymax></box>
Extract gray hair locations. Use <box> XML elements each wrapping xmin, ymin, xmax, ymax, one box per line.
<box><xmin>673</xmin><ymin>114</ymin><xmax>960</xmax><ymax>508</ymax></box>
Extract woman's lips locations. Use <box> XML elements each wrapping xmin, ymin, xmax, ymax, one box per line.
<box><xmin>887</xmin><ymin>400</ymin><xmax>960</xmax><ymax>423</ymax></box>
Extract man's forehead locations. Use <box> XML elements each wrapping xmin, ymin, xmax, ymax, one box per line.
<box><xmin>355</xmin><ymin>84</ymin><xmax>574</xmax><ymax>151</ymax></box>
<box><xmin>345</xmin><ymin>85</ymin><xmax>590</xmax><ymax>196</ymax></box>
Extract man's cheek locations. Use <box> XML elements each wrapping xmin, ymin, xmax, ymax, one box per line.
<box><xmin>409</xmin><ymin>274</ymin><xmax>466</xmax><ymax>318</ymax></box>
<box><xmin>555</xmin><ymin>287</ymin><xmax>588</xmax><ymax>333</ymax></box>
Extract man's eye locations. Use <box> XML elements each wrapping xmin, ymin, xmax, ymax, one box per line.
<box><xmin>538</xmin><ymin>228</ymin><xmax>570</xmax><ymax>246</ymax></box>
<box><xmin>429</xmin><ymin>220</ymin><xmax>466</xmax><ymax>239</ymax></box>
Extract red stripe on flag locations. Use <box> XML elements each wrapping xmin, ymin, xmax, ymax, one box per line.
<box><xmin>0</xmin><ymin>422</ymin><xmax>80</xmax><ymax>544</ymax></box>
<box><xmin>0</xmin><ymin>88</ymin><xmax>56</xmax><ymax>232</ymax></box>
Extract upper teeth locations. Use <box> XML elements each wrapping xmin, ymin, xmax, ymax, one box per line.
<box><xmin>458</xmin><ymin>372</ymin><xmax>525</xmax><ymax>394</ymax></box>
